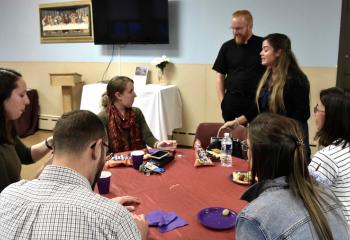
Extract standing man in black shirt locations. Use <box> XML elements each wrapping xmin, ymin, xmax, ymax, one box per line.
<box><xmin>213</xmin><ymin>10</ymin><xmax>265</xmax><ymax>122</ymax></box>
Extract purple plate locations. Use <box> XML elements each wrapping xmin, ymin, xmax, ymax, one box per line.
<box><xmin>197</xmin><ymin>207</ymin><xmax>237</xmax><ymax>230</ymax></box>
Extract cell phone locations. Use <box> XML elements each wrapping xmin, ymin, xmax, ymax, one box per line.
<box><xmin>150</xmin><ymin>150</ymin><xmax>169</xmax><ymax>159</ymax></box>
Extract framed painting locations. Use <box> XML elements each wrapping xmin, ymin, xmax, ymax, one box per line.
<box><xmin>39</xmin><ymin>1</ymin><xmax>93</xmax><ymax>43</ymax></box>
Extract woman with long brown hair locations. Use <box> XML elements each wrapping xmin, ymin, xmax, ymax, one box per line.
<box><xmin>221</xmin><ymin>33</ymin><xmax>310</xmax><ymax>157</ymax></box>
<box><xmin>0</xmin><ymin>68</ymin><xmax>53</xmax><ymax>192</ymax></box>
<box><xmin>235</xmin><ymin>113</ymin><xmax>349</xmax><ymax>239</ymax></box>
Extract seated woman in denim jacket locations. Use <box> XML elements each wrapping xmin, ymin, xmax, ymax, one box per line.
<box><xmin>235</xmin><ymin>113</ymin><xmax>349</xmax><ymax>239</ymax></box>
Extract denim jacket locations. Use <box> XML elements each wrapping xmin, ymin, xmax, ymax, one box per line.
<box><xmin>235</xmin><ymin>177</ymin><xmax>350</xmax><ymax>240</ymax></box>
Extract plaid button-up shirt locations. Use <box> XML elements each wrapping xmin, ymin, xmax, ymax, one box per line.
<box><xmin>0</xmin><ymin>165</ymin><xmax>140</xmax><ymax>240</ymax></box>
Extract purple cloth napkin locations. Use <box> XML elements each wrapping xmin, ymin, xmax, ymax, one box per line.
<box><xmin>145</xmin><ymin>210</ymin><xmax>188</xmax><ymax>233</ymax></box>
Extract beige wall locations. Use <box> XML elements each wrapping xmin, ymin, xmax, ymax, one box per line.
<box><xmin>1</xmin><ymin>61</ymin><xmax>336</xmax><ymax>146</ymax></box>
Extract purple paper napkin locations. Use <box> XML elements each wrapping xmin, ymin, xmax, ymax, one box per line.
<box><xmin>148</xmin><ymin>149</ymin><xmax>162</xmax><ymax>155</ymax></box>
<box><xmin>145</xmin><ymin>210</ymin><xmax>188</xmax><ymax>233</ymax></box>
<box><xmin>159</xmin><ymin>215</ymin><xmax>188</xmax><ymax>233</ymax></box>
<box><xmin>146</xmin><ymin>211</ymin><xmax>177</xmax><ymax>226</ymax></box>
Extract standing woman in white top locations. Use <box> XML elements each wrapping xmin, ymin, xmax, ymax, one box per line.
<box><xmin>309</xmin><ymin>87</ymin><xmax>350</xmax><ymax>226</ymax></box>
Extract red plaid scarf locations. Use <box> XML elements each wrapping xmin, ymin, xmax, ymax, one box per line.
<box><xmin>107</xmin><ymin>104</ymin><xmax>144</xmax><ymax>152</ymax></box>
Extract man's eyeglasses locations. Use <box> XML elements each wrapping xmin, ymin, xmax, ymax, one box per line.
<box><xmin>102</xmin><ymin>142</ymin><xmax>109</xmax><ymax>149</ymax></box>
<box><xmin>313</xmin><ymin>105</ymin><xmax>325</xmax><ymax>114</ymax></box>
<box><xmin>91</xmin><ymin>141</ymin><xmax>109</xmax><ymax>150</ymax></box>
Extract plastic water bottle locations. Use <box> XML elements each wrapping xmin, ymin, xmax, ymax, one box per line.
<box><xmin>220</xmin><ymin>133</ymin><xmax>232</xmax><ymax>167</ymax></box>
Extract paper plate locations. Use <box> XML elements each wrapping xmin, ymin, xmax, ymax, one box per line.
<box><xmin>197</xmin><ymin>207</ymin><xmax>237</xmax><ymax>230</ymax></box>
<box><xmin>231</xmin><ymin>171</ymin><xmax>251</xmax><ymax>185</ymax></box>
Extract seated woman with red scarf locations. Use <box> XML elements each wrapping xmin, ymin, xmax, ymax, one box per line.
<box><xmin>98</xmin><ymin>76</ymin><xmax>176</xmax><ymax>153</ymax></box>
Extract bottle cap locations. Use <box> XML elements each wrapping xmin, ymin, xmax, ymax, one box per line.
<box><xmin>224</xmin><ymin>132</ymin><xmax>230</xmax><ymax>137</ymax></box>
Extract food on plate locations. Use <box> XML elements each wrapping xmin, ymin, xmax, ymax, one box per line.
<box><xmin>206</xmin><ymin>149</ymin><xmax>222</xmax><ymax>162</ymax></box>
<box><xmin>207</xmin><ymin>148</ymin><xmax>221</xmax><ymax>154</ymax></box>
<box><xmin>222</xmin><ymin>208</ymin><xmax>230</xmax><ymax>216</ymax></box>
<box><xmin>232</xmin><ymin>171</ymin><xmax>252</xmax><ymax>184</ymax></box>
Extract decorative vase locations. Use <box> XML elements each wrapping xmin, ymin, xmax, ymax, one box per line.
<box><xmin>157</xmin><ymin>69</ymin><xmax>167</xmax><ymax>85</ymax></box>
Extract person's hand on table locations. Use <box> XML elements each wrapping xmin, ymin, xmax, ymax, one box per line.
<box><xmin>133</xmin><ymin>214</ymin><xmax>149</xmax><ymax>240</ymax></box>
<box><xmin>111</xmin><ymin>196</ymin><xmax>140</xmax><ymax>212</ymax></box>
<box><xmin>220</xmin><ymin>119</ymin><xmax>238</xmax><ymax>132</ymax></box>
<box><xmin>156</xmin><ymin>140</ymin><xmax>177</xmax><ymax>150</ymax></box>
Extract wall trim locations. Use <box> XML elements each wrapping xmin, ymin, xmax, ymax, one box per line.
<box><xmin>39</xmin><ymin>114</ymin><xmax>59</xmax><ymax>130</ymax></box>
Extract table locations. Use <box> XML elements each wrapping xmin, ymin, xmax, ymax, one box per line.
<box><xmin>80</xmin><ymin>83</ymin><xmax>182</xmax><ymax>140</ymax></box>
<box><xmin>98</xmin><ymin>149</ymin><xmax>249</xmax><ymax>240</ymax></box>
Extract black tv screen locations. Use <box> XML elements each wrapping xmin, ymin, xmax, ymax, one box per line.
<box><xmin>92</xmin><ymin>0</ymin><xmax>169</xmax><ymax>44</ymax></box>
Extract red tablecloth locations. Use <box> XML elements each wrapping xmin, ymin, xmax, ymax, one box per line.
<box><xmin>97</xmin><ymin>149</ymin><xmax>249</xmax><ymax>240</ymax></box>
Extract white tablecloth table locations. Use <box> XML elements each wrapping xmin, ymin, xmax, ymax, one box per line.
<box><xmin>80</xmin><ymin>83</ymin><xmax>182</xmax><ymax>140</ymax></box>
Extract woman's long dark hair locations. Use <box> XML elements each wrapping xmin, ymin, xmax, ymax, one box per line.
<box><xmin>315</xmin><ymin>87</ymin><xmax>350</xmax><ymax>147</ymax></box>
<box><xmin>249</xmin><ymin>113</ymin><xmax>334</xmax><ymax>240</ymax></box>
<box><xmin>0</xmin><ymin>68</ymin><xmax>22</xmax><ymax>144</ymax></box>
<box><xmin>255</xmin><ymin>33</ymin><xmax>306</xmax><ymax>114</ymax></box>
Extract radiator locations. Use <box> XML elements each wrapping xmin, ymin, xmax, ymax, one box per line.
<box><xmin>172</xmin><ymin>131</ymin><xmax>196</xmax><ymax>147</ymax></box>
<box><xmin>38</xmin><ymin>114</ymin><xmax>59</xmax><ymax>130</ymax></box>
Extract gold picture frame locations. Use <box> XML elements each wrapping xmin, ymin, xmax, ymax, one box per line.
<box><xmin>39</xmin><ymin>1</ymin><xmax>93</xmax><ymax>43</ymax></box>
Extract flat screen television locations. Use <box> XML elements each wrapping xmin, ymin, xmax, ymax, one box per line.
<box><xmin>92</xmin><ymin>0</ymin><xmax>169</xmax><ymax>44</ymax></box>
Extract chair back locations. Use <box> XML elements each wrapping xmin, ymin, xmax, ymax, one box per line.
<box><xmin>229</xmin><ymin>125</ymin><xmax>247</xmax><ymax>141</ymax></box>
<box><xmin>193</xmin><ymin>123</ymin><xmax>222</xmax><ymax>149</ymax></box>
<box><xmin>193</xmin><ymin>122</ymin><xmax>247</xmax><ymax>149</ymax></box>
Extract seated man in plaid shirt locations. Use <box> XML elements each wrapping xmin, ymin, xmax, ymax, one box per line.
<box><xmin>0</xmin><ymin>110</ymin><xmax>148</xmax><ymax>240</ymax></box>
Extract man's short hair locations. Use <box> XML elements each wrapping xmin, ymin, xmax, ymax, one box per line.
<box><xmin>232</xmin><ymin>10</ymin><xmax>253</xmax><ymax>26</ymax></box>
<box><xmin>53</xmin><ymin>110</ymin><xmax>107</xmax><ymax>154</ymax></box>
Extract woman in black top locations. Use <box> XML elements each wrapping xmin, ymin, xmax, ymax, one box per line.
<box><xmin>0</xmin><ymin>68</ymin><xmax>53</xmax><ymax>192</ymax></box>
<box><xmin>222</xmin><ymin>33</ymin><xmax>310</xmax><ymax>156</ymax></box>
